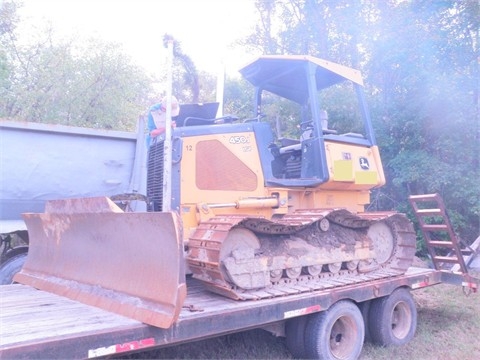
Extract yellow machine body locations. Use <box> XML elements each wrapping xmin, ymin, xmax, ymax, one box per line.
<box><xmin>178</xmin><ymin>130</ymin><xmax>386</xmax><ymax>238</ymax></box>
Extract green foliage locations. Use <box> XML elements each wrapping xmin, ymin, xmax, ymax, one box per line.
<box><xmin>171</xmin><ymin>69</ymin><xmax>218</xmax><ymax>105</ymax></box>
<box><xmin>320</xmin><ymin>82</ymin><xmax>364</xmax><ymax>134</ymax></box>
<box><xmin>223</xmin><ymin>77</ymin><xmax>254</xmax><ymax>119</ymax></box>
<box><xmin>367</xmin><ymin>0</ymin><xmax>480</xmax><ymax>243</ymax></box>
<box><xmin>0</xmin><ymin>0</ymin><xmax>19</xmax><ymax>36</ymax></box>
<box><xmin>0</xmin><ymin>24</ymin><xmax>153</xmax><ymax>131</ymax></box>
<box><xmin>0</xmin><ymin>2</ymin><xmax>235</xmax><ymax>130</ymax></box>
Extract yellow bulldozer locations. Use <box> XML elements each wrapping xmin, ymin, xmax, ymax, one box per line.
<box><xmin>14</xmin><ymin>55</ymin><xmax>416</xmax><ymax>329</ymax></box>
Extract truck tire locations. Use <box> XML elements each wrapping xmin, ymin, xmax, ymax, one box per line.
<box><xmin>304</xmin><ymin>300</ymin><xmax>364</xmax><ymax>360</ymax></box>
<box><xmin>285</xmin><ymin>315</ymin><xmax>309</xmax><ymax>359</ymax></box>
<box><xmin>368</xmin><ymin>287</ymin><xmax>417</xmax><ymax>346</ymax></box>
<box><xmin>0</xmin><ymin>253</ymin><xmax>27</xmax><ymax>285</ymax></box>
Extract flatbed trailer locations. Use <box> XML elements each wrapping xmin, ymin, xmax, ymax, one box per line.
<box><xmin>2</xmin><ymin>266</ymin><xmax>471</xmax><ymax>360</ymax></box>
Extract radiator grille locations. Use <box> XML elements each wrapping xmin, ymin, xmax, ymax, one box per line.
<box><xmin>147</xmin><ymin>141</ymin><xmax>164</xmax><ymax>211</ymax></box>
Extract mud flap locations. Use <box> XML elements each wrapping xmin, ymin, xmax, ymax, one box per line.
<box><xmin>14</xmin><ymin>197</ymin><xmax>186</xmax><ymax>329</ymax></box>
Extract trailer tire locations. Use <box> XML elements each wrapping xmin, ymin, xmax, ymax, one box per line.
<box><xmin>285</xmin><ymin>315</ymin><xmax>309</xmax><ymax>358</ymax></box>
<box><xmin>304</xmin><ymin>300</ymin><xmax>364</xmax><ymax>360</ymax></box>
<box><xmin>368</xmin><ymin>287</ymin><xmax>417</xmax><ymax>346</ymax></box>
<box><xmin>0</xmin><ymin>252</ymin><xmax>27</xmax><ymax>285</ymax></box>
<box><xmin>358</xmin><ymin>300</ymin><xmax>371</xmax><ymax>342</ymax></box>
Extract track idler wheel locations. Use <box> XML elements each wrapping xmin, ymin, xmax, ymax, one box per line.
<box><xmin>220</xmin><ymin>228</ymin><xmax>270</xmax><ymax>289</ymax></box>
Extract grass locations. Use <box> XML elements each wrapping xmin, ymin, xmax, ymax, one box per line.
<box><xmin>360</xmin><ymin>280</ymin><xmax>480</xmax><ymax>360</ymax></box>
<box><xmin>119</xmin><ymin>272</ymin><xmax>480</xmax><ymax>360</ymax></box>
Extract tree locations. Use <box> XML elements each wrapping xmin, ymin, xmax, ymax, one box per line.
<box><xmin>164</xmin><ymin>34</ymin><xmax>200</xmax><ymax>103</ymax></box>
<box><xmin>241</xmin><ymin>0</ymin><xmax>369</xmax><ymax>65</ymax></box>
<box><xmin>0</xmin><ymin>3</ymin><xmax>221</xmax><ymax>130</ymax></box>
<box><xmin>0</xmin><ymin>1</ymin><xmax>153</xmax><ymax>131</ymax></box>
<box><xmin>0</xmin><ymin>0</ymin><xmax>19</xmax><ymax>97</ymax></box>
<box><xmin>367</xmin><ymin>0</ymin><xmax>479</xmax><ymax>244</ymax></box>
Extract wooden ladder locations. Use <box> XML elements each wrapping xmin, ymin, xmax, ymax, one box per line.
<box><xmin>409</xmin><ymin>193</ymin><xmax>473</xmax><ymax>274</ymax></box>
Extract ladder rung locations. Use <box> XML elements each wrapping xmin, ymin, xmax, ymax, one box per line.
<box><xmin>415</xmin><ymin>209</ymin><xmax>442</xmax><ymax>215</ymax></box>
<box><xmin>421</xmin><ymin>224</ymin><xmax>448</xmax><ymax>231</ymax></box>
<box><xmin>409</xmin><ymin>194</ymin><xmax>439</xmax><ymax>201</ymax></box>
<box><xmin>427</xmin><ymin>241</ymin><xmax>454</xmax><ymax>248</ymax></box>
<box><xmin>433</xmin><ymin>256</ymin><xmax>459</xmax><ymax>263</ymax></box>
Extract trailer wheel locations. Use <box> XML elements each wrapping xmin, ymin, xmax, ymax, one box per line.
<box><xmin>285</xmin><ymin>315</ymin><xmax>308</xmax><ymax>359</ymax></box>
<box><xmin>304</xmin><ymin>300</ymin><xmax>364</xmax><ymax>360</ymax></box>
<box><xmin>368</xmin><ymin>287</ymin><xmax>417</xmax><ymax>346</ymax></box>
<box><xmin>0</xmin><ymin>252</ymin><xmax>27</xmax><ymax>285</ymax></box>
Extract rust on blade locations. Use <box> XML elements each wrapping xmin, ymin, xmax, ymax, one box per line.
<box><xmin>14</xmin><ymin>197</ymin><xmax>186</xmax><ymax>329</ymax></box>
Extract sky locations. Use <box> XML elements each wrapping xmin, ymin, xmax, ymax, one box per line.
<box><xmin>17</xmin><ymin>0</ymin><xmax>258</xmax><ymax>77</ymax></box>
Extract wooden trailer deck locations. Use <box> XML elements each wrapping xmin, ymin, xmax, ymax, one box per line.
<box><xmin>1</xmin><ymin>267</ymin><xmax>443</xmax><ymax>359</ymax></box>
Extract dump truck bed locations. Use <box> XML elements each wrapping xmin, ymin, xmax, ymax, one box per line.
<box><xmin>0</xmin><ymin>267</ymin><xmax>445</xmax><ymax>359</ymax></box>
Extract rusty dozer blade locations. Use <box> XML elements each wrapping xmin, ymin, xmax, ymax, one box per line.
<box><xmin>14</xmin><ymin>197</ymin><xmax>187</xmax><ymax>329</ymax></box>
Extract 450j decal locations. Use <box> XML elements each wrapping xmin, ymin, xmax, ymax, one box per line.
<box><xmin>229</xmin><ymin>135</ymin><xmax>250</xmax><ymax>144</ymax></box>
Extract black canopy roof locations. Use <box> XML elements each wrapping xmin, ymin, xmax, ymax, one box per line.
<box><xmin>239</xmin><ymin>55</ymin><xmax>363</xmax><ymax>104</ymax></box>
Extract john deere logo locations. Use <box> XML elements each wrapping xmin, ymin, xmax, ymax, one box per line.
<box><xmin>359</xmin><ymin>157</ymin><xmax>370</xmax><ymax>170</ymax></box>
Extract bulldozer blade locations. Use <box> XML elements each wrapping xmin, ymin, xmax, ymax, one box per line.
<box><xmin>14</xmin><ymin>197</ymin><xmax>186</xmax><ymax>329</ymax></box>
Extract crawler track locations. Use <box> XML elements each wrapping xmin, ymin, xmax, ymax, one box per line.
<box><xmin>187</xmin><ymin>209</ymin><xmax>416</xmax><ymax>300</ymax></box>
